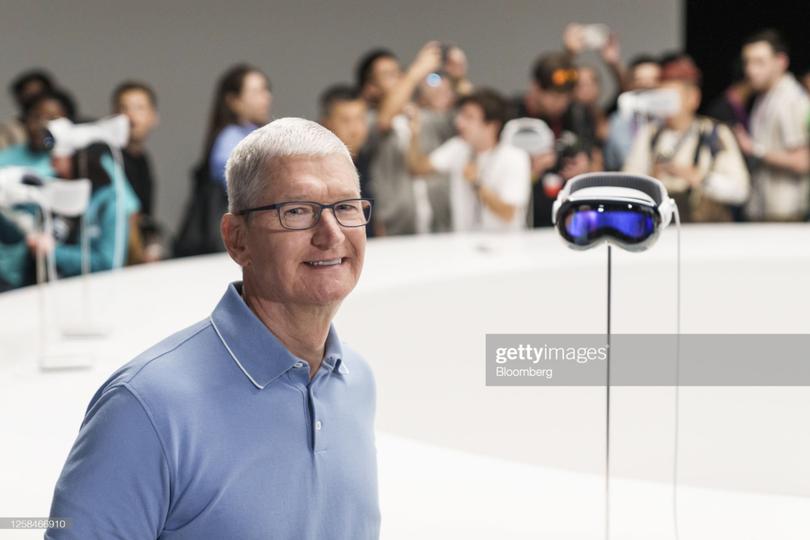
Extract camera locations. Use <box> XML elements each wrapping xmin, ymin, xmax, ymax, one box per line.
<box><xmin>425</xmin><ymin>42</ymin><xmax>453</xmax><ymax>87</ymax></box>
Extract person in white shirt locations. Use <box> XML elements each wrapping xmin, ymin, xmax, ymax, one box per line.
<box><xmin>734</xmin><ymin>29</ymin><xmax>810</xmax><ymax>221</ymax></box>
<box><xmin>406</xmin><ymin>88</ymin><xmax>531</xmax><ymax>232</ymax></box>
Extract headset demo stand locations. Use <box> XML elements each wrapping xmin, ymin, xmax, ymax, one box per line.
<box><xmin>23</xmin><ymin>115</ymin><xmax>129</xmax><ymax>371</ymax></box>
<box><xmin>47</xmin><ymin>116</ymin><xmax>130</xmax><ymax>340</ymax></box>
<box><xmin>552</xmin><ymin>172</ymin><xmax>682</xmax><ymax>540</ymax></box>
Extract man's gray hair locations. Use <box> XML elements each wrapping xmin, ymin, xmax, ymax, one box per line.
<box><xmin>225</xmin><ymin>117</ymin><xmax>357</xmax><ymax>213</ymax></box>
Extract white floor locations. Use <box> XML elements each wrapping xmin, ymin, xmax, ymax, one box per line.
<box><xmin>2</xmin><ymin>225</ymin><xmax>810</xmax><ymax>538</ymax></box>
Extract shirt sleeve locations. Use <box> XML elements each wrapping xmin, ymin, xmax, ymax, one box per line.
<box><xmin>46</xmin><ymin>384</ymin><xmax>171</xmax><ymax>540</ymax></box>
<box><xmin>778</xmin><ymin>95</ymin><xmax>810</xmax><ymax>150</ymax></box>
<box><xmin>429</xmin><ymin>137</ymin><xmax>464</xmax><ymax>174</ymax></box>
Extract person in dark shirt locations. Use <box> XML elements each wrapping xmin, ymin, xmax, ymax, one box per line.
<box><xmin>512</xmin><ymin>52</ymin><xmax>600</xmax><ymax>227</ymax></box>
<box><xmin>319</xmin><ymin>84</ymin><xmax>376</xmax><ymax>237</ymax></box>
<box><xmin>112</xmin><ymin>81</ymin><xmax>165</xmax><ymax>262</ymax></box>
<box><xmin>511</xmin><ymin>51</ymin><xmax>597</xmax><ymax>147</ymax></box>
<box><xmin>112</xmin><ymin>81</ymin><xmax>159</xmax><ymax>216</ymax></box>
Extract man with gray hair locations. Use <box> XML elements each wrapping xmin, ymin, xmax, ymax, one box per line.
<box><xmin>46</xmin><ymin>118</ymin><xmax>381</xmax><ymax>539</ymax></box>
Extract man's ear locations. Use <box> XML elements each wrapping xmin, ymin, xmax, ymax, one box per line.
<box><xmin>777</xmin><ymin>52</ymin><xmax>789</xmax><ymax>72</ymax></box>
<box><xmin>221</xmin><ymin>213</ymin><xmax>251</xmax><ymax>267</ymax></box>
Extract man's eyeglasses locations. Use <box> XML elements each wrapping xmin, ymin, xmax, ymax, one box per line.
<box><xmin>236</xmin><ymin>198</ymin><xmax>373</xmax><ymax>230</ymax></box>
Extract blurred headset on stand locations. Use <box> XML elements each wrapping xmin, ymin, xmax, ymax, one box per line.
<box><xmin>617</xmin><ymin>87</ymin><xmax>681</xmax><ymax>121</ymax></box>
<box><xmin>0</xmin><ymin>166</ymin><xmax>92</xmax><ymax>368</ymax></box>
<box><xmin>552</xmin><ymin>172</ymin><xmax>683</xmax><ymax>540</ymax></box>
<box><xmin>44</xmin><ymin>115</ymin><xmax>130</xmax><ymax>342</ymax></box>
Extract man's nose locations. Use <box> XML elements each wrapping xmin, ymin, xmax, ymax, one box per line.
<box><xmin>311</xmin><ymin>208</ymin><xmax>345</xmax><ymax>247</ymax></box>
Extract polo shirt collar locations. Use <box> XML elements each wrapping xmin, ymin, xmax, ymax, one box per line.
<box><xmin>209</xmin><ymin>281</ymin><xmax>348</xmax><ymax>389</ymax></box>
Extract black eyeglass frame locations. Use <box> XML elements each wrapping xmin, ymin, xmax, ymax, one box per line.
<box><xmin>236</xmin><ymin>197</ymin><xmax>374</xmax><ymax>230</ymax></box>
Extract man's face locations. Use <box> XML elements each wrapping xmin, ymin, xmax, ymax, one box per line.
<box><xmin>455</xmin><ymin>102</ymin><xmax>493</xmax><ymax>148</ymax></box>
<box><xmin>743</xmin><ymin>41</ymin><xmax>786</xmax><ymax>92</ymax></box>
<box><xmin>236</xmin><ymin>154</ymin><xmax>365</xmax><ymax>308</ymax></box>
<box><xmin>629</xmin><ymin>63</ymin><xmax>661</xmax><ymax>91</ymax></box>
<box><xmin>323</xmin><ymin>99</ymin><xmax>369</xmax><ymax>157</ymax></box>
<box><xmin>25</xmin><ymin>98</ymin><xmax>66</xmax><ymax>151</ymax></box>
<box><xmin>535</xmin><ymin>85</ymin><xmax>571</xmax><ymax>120</ymax></box>
<box><xmin>116</xmin><ymin>89</ymin><xmax>159</xmax><ymax>145</ymax></box>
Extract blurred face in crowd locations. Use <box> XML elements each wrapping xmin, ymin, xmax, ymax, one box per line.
<box><xmin>25</xmin><ymin>97</ymin><xmax>66</xmax><ymax>152</ymax></box>
<box><xmin>16</xmin><ymin>80</ymin><xmax>48</xmax><ymax>109</ymax></box>
<box><xmin>229</xmin><ymin>71</ymin><xmax>272</xmax><ymax>126</ymax></box>
<box><xmin>661</xmin><ymin>80</ymin><xmax>700</xmax><ymax>127</ymax></box>
<box><xmin>629</xmin><ymin>62</ymin><xmax>661</xmax><ymax>90</ymax></box>
<box><xmin>322</xmin><ymin>98</ymin><xmax>369</xmax><ymax>157</ymax></box>
<box><xmin>455</xmin><ymin>102</ymin><xmax>498</xmax><ymax>151</ymax></box>
<box><xmin>574</xmin><ymin>67</ymin><xmax>600</xmax><ymax>106</ymax></box>
<box><xmin>226</xmin><ymin>154</ymin><xmax>365</xmax><ymax>309</ymax></box>
<box><xmin>418</xmin><ymin>74</ymin><xmax>455</xmax><ymax>112</ymax></box>
<box><xmin>531</xmin><ymin>83</ymin><xmax>571</xmax><ymax>121</ymax></box>
<box><xmin>365</xmin><ymin>56</ymin><xmax>402</xmax><ymax>102</ymax></box>
<box><xmin>116</xmin><ymin>89</ymin><xmax>159</xmax><ymax>146</ymax></box>
<box><xmin>443</xmin><ymin>46</ymin><xmax>468</xmax><ymax>83</ymax></box>
<box><xmin>742</xmin><ymin>41</ymin><xmax>788</xmax><ymax>92</ymax></box>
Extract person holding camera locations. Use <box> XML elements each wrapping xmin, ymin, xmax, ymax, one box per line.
<box><xmin>407</xmin><ymin>88</ymin><xmax>530</xmax><ymax>233</ymax></box>
<box><xmin>623</xmin><ymin>55</ymin><xmax>750</xmax><ymax>222</ymax></box>
<box><xmin>531</xmin><ymin>131</ymin><xmax>594</xmax><ymax>228</ymax></box>
<box><xmin>356</xmin><ymin>41</ymin><xmax>473</xmax><ymax>236</ymax></box>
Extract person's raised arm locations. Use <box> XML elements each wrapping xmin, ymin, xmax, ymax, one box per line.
<box><xmin>405</xmin><ymin>105</ymin><xmax>436</xmax><ymax>176</ymax></box>
<box><xmin>377</xmin><ymin>41</ymin><xmax>442</xmax><ymax>133</ymax></box>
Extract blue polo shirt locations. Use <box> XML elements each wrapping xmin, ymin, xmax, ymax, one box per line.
<box><xmin>47</xmin><ymin>282</ymin><xmax>380</xmax><ymax>539</ymax></box>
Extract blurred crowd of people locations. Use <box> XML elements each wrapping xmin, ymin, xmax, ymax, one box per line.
<box><xmin>1</xmin><ymin>24</ymin><xmax>809</xmax><ymax>291</ymax></box>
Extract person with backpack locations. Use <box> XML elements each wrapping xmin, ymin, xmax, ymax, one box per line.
<box><xmin>623</xmin><ymin>54</ymin><xmax>750</xmax><ymax>222</ymax></box>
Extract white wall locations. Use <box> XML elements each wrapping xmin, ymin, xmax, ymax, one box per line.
<box><xmin>0</xmin><ymin>0</ymin><xmax>682</xmax><ymax>234</ymax></box>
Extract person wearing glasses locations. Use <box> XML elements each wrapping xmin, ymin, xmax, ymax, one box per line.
<box><xmin>46</xmin><ymin>118</ymin><xmax>380</xmax><ymax>539</ymax></box>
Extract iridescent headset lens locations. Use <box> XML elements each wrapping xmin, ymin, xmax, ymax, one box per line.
<box><xmin>558</xmin><ymin>201</ymin><xmax>661</xmax><ymax>250</ymax></box>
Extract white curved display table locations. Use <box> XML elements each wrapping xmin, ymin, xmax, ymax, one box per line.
<box><xmin>1</xmin><ymin>225</ymin><xmax>809</xmax><ymax>539</ymax></box>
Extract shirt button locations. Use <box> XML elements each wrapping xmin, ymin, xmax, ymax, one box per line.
<box><xmin>293</xmin><ymin>362</ymin><xmax>304</xmax><ymax>368</ymax></box>
<box><xmin>315</xmin><ymin>420</ymin><xmax>322</xmax><ymax>431</ymax></box>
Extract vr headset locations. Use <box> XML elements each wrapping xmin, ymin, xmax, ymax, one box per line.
<box><xmin>500</xmin><ymin>117</ymin><xmax>555</xmax><ymax>156</ymax></box>
<box><xmin>551</xmin><ymin>172</ymin><xmax>676</xmax><ymax>252</ymax></box>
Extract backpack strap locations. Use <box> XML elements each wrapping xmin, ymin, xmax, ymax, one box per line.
<box><xmin>649</xmin><ymin>123</ymin><xmax>666</xmax><ymax>154</ymax></box>
<box><xmin>693</xmin><ymin>118</ymin><xmax>723</xmax><ymax>167</ymax></box>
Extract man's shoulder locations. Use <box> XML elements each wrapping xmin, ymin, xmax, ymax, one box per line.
<box><xmin>493</xmin><ymin>143</ymin><xmax>530</xmax><ymax>169</ymax></box>
<box><xmin>95</xmin><ymin>318</ymin><xmax>219</xmax><ymax>403</ymax></box>
<box><xmin>434</xmin><ymin>135</ymin><xmax>467</xmax><ymax>156</ymax></box>
<box><xmin>495</xmin><ymin>141</ymin><xmax>528</xmax><ymax>158</ymax></box>
<box><xmin>762</xmin><ymin>75</ymin><xmax>810</xmax><ymax>114</ymax></box>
